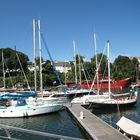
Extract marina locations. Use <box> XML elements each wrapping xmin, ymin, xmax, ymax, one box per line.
<box><xmin>0</xmin><ymin>1</ymin><xmax>140</xmax><ymax>140</ymax></box>
<box><xmin>0</xmin><ymin>101</ymin><xmax>130</xmax><ymax>140</ymax></box>
<box><xmin>67</xmin><ymin>103</ymin><xmax>128</xmax><ymax>140</ymax></box>
<box><xmin>92</xmin><ymin>93</ymin><xmax>140</xmax><ymax>127</ymax></box>
<box><xmin>0</xmin><ymin>88</ymin><xmax>139</xmax><ymax>139</ymax></box>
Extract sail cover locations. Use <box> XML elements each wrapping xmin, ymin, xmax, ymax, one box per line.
<box><xmin>116</xmin><ymin>116</ymin><xmax>140</xmax><ymax>138</ymax></box>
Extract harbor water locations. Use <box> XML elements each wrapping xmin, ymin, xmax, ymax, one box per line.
<box><xmin>0</xmin><ymin>108</ymin><xmax>87</xmax><ymax>140</ymax></box>
<box><xmin>92</xmin><ymin>91</ymin><xmax>140</xmax><ymax>129</ymax></box>
<box><xmin>0</xmin><ymin>88</ymin><xmax>140</xmax><ymax>140</ymax></box>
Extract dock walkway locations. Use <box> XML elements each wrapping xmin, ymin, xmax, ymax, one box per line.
<box><xmin>67</xmin><ymin>103</ymin><xmax>129</xmax><ymax>140</ymax></box>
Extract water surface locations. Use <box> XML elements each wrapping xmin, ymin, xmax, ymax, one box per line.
<box><xmin>0</xmin><ymin>109</ymin><xmax>87</xmax><ymax>140</ymax></box>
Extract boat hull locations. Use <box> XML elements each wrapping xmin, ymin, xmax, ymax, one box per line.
<box><xmin>0</xmin><ymin>104</ymin><xmax>62</xmax><ymax>118</ymax></box>
<box><xmin>71</xmin><ymin>94</ymin><xmax>109</xmax><ymax>104</ymax></box>
<box><xmin>66</xmin><ymin>89</ymin><xmax>94</xmax><ymax>97</ymax></box>
<box><xmin>80</xmin><ymin>78</ymin><xmax>131</xmax><ymax>91</ymax></box>
<box><xmin>88</xmin><ymin>100</ymin><xmax>137</xmax><ymax>109</ymax></box>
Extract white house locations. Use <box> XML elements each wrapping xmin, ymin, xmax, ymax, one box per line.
<box><xmin>27</xmin><ymin>61</ymin><xmax>71</xmax><ymax>73</ymax></box>
<box><xmin>54</xmin><ymin>61</ymin><xmax>71</xmax><ymax>73</ymax></box>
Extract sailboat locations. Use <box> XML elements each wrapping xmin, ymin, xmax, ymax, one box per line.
<box><xmin>65</xmin><ymin>40</ymin><xmax>94</xmax><ymax>97</ymax></box>
<box><xmin>88</xmin><ymin>40</ymin><xmax>138</xmax><ymax>109</ymax></box>
<box><xmin>0</xmin><ymin>50</ymin><xmax>37</xmax><ymax>99</ymax></box>
<box><xmin>0</xmin><ymin>97</ymin><xmax>62</xmax><ymax>118</ymax></box>
<box><xmin>26</xmin><ymin>19</ymin><xmax>66</xmax><ymax>104</ymax></box>
<box><xmin>0</xmin><ymin>19</ymin><xmax>63</xmax><ymax>118</ymax></box>
<box><xmin>71</xmin><ymin>33</ymin><xmax>109</xmax><ymax>104</ymax></box>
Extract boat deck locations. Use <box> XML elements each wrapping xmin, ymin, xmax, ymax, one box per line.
<box><xmin>67</xmin><ymin>103</ymin><xmax>129</xmax><ymax>140</ymax></box>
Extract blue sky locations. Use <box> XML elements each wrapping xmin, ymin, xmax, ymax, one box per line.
<box><xmin>0</xmin><ymin>0</ymin><xmax>140</xmax><ymax>62</ymax></box>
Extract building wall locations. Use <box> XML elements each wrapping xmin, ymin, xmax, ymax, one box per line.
<box><xmin>27</xmin><ymin>61</ymin><xmax>72</xmax><ymax>73</ymax></box>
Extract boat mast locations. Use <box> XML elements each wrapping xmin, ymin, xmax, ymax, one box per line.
<box><xmin>73</xmin><ymin>40</ymin><xmax>77</xmax><ymax>84</ymax></box>
<box><xmin>38</xmin><ymin>19</ymin><xmax>43</xmax><ymax>93</ymax></box>
<box><xmin>94</xmin><ymin>32</ymin><xmax>99</xmax><ymax>95</ymax></box>
<box><xmin>2</xmin><ymin>50</ymin><xmax>5</xmax><ymax>88</ymax></box>
<box><xmin>33</xmin><ymin>19</ymin><xmax>37</xmax><ymax>92</ymax></box>
<box><xmin>107</xmin><ymin>40</ymin><xmax>111</xmax><ymax>99</ymax></box>
<box><xmin>78</xmin><ymin>54</ymin><xmax>81</xmax><ymax>86</ymax></box>
<box><xmin>64</xmin><ymin>61</ymin><xmax>66</xmax><ymax>85</ymax></box>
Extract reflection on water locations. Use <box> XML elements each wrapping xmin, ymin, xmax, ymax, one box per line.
<box><xmin>92</xmin><ymin>93</ymin><xmax>140</xmax><ymax>128</ymax></box>
<box><xmin>0</xmin><ymin>109</ymin><xmax>86</xmax><ymax>140</ymax></box>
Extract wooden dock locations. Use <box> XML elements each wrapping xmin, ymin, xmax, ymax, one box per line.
<box><xmin>67</xmin><ymin>103</ymin><xmax>129</xmax><ymax>140</ymax></box>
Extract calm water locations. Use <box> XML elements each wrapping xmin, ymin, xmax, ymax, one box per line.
<box><xmin>92</xmin><ymin>92</ymin><xmax>140</xmax><ymax>128</ymax></box>
<box><xmin>0</xmin><ymin>109</ymin><xmax>87</xmax><ymax>140</ymax></box>
<box><xmin>1</xmin><ymin>89</ymin><xmax>140</xmax><ymax>140</ymax></box>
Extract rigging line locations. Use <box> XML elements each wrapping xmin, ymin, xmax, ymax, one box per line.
<box><xmin>84</xmin><ymin>66</ymin><xmax>92</xmax><ymax>80</ymax></box>
<box><xmin>2</xmin><ymin>51</ymin><xmax>14</xmax><ymax>87</ymax></box>
<box><xmin>16</xmin><ymin>53</ymin><xmax>31</xmax><ymax>91</ymax></box>
<box><xmin>76</xmin><ymin>46</ymin><xmax>90</xmax><ymax>88</ymax></box>
<box><xmin>97</xmin><ymin>44</ymin><xmax>108</xmax><ymax>89</ymax></box>
<box><xmin>80</xmin><ymin>62</ymin><xmax>90</xmax><ymax>88</ymax></box>
<box><xmin>40</xmin><ymin>33</ymin><xmax>63</xmax><ymax>86</ymax></box>
<box><xmin>4</xmin><ymin>61</ymin><xmax>14</xmax><ymax>88</ymax></box>
<box><xmin>89</xmin><ymin>43</ymin><xmax>107</xmax><ymax>93</ymax></box>
<box><xmin>99</xmin><ymin>59</ymin><xmax>108</xmax><ymax>89</ymax></box>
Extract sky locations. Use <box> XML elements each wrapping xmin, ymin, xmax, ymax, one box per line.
<box><xmin>0</xmin><ymin>0</ymin><xmax>140</xmax><ymax>62</ymax></box>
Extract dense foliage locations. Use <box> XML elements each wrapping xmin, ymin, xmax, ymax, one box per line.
<box><xmin>66</xmin><ymin>54</ymin><xmax>139</xmax><ymax>83</ymax></box>
<box><xmin>0</xmin><ymin>48</ymin><xmax>29</xmax><ymax>87</ymax></box>
<box><xmin>0</xmin><ymin>48</ymin><xmax>139</xmax><ymax>89</ymax></box>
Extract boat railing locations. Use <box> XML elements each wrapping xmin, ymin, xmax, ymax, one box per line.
<box><xmin>0</xmin><ymin>123</ymin><xmax>85</xmax><ymax>140</ymax></box>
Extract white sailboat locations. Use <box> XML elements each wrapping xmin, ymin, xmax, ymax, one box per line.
<box><xmin>66</xmin><ymin>40</ymin><xmax>94</xmax><ymax>97</ymax></box>
<box><xmin>0</xmin><ymin>98</ymin><xmax>62</xmax><ymax>118</ymax></box>
<box><xmin>71</xmin><ymin>33</ymin><xmax>109</xmax><ymax>104</ymax></box>
<box><xmin>88</xmin><ymin>40</ymin><xmax>138</xmax><ymax>109</ymax></box>
<box><xmin>0</xmin><ymin>19</ymin><xmax>63</xmax><ymax>118</ymax></box>
<box><xmin>27</xmin><ymin>19</ymin><xmax>66</xmax><ymax>101</ymax></box>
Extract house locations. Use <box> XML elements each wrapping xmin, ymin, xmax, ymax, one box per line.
<box><xmin>27</xmin><ymin>61</ymin><xmax>35</xmax><ymax>72</ymax></box>
<box><xmin>27</xmin><ymin>61</ymin><xmax>71</xmax><ymax>73</ymax></box>
<box><xmin>54</xmin><ymin>61</ymin><xmax>71</xmax><ymax>73</ymax></box>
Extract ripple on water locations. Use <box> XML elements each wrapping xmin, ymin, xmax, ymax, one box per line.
<box><xmin>0</xmin><ymin>110</ymin><xmax>86</xmax><ymax>140</ymax></box>
<box><xmin>92</xmin><ymin>93</ymin><xmax>140</xmax><ymax>128</ymax></box>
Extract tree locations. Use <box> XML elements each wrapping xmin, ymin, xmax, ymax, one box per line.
<box><xmin>112</xmin><ymin>55</ymin><xmax>139</xmax><ymax>80</ymax></box>
<box><xmin>35</xmin><ymin>56</ymin><xmax>44</xmax><ymax>67</ymax></box>
<box><xmin>42</xmin><ymin>60</ymin><xmax>63</xmax><ymax>86</ymax></box>
<box><xmin>75</xmin><ymin>54</ymin><xmax>84</xmax><ymax>64</ymax></box>
<box><xmin>91</xmin><ymin>53</ymin><xmax>108</xmax><ymax>79</ymax></box>
<box><xmin>0</xmin><ymin>48</ymin><xmax>29</xmax><ymax>77</ymax></box>
<box><xmin>82</xmin><ymin>61</ymin><xmax>94</xmax><ymax>80</ymax></box>
<box><xmin>130</xmin><ymin>57</ymin><xmax>139</xmax><ymax>81</ymax></box>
